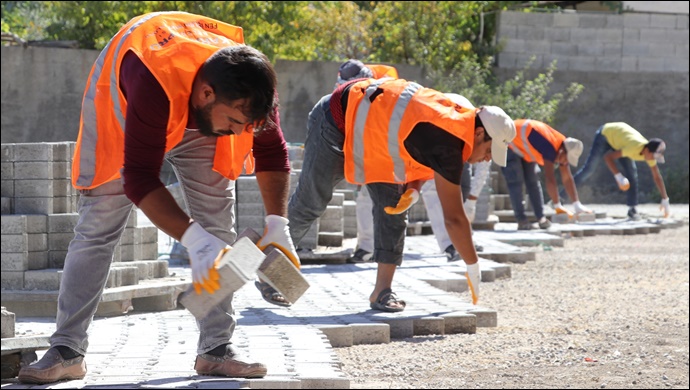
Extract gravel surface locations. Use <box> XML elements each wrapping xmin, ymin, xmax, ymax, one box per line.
<box><xmin>336</xmin><ymin>204</ymin><xmax>689</xmax><ymax>389</ymax></box>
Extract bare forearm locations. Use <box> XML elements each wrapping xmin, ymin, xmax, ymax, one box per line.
<box><xmin>256</xmin><ymin>171</ymin><xmax>291</xmax><ymax>216</ymax></box>
<box><xmin>137</xmin><ymin>186</ymin><xmax>191</xmax><ymax>240</ymax></box>
<box><xmin>560</xmin><ymin>166</ymin><xmax>579</xmax><ymax>202</ymax></box>
<box><xmin>543</xmin><ymin>167</ymin><xmax>559</xmax><ymax>204</ymax></box>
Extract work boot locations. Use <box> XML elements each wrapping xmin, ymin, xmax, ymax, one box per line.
<box><xmin>195</xmin><ymin>345</ymin><xmax>267</xmax><ymax>378</ymax></box>
<box><xmin>627</xmin><ymin>207</ymin><xmax>641</xmax><ymax>221</ymax></box>
<box><xmin>18</xmin><ymin>347</ymin><xmax>86</xmax><ymax>384</ymax></box>
<box><xmin>537</xmin><ymin>217</ymin><xmax>552</xmax><ymax>229</ymax></box>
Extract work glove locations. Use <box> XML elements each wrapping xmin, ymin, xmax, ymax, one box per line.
<box><xmin>466</xmin><ymin>262</ymin><xmax>481</xmax><ymax>305</ymax></box>
<box><xmin>553</xmin><ymin>202</ymin><xmax>574</xmax><ymax>219</ymax></box>
<box><xmin>464</xmin><ymin>198</ymin><xmax>477</xmax><ymax>223</ymax></box>
<box><xmin>256</xmin><ymin>215</ymin><xmax>301</xmax><ymax>269</ymax></box>
<box><xmin>614</xmin><ymin>173</ymin><xmax>630</xmax><ymax>191</ymax></box>
<box><xmin>660</xmin><ymin>197</ymin><xmax>670</xmax><ymax>218</ymax></box>
<box><xmin>573</xmin><ymin>201</ymin><xmax>593</xmax><ymax>215</ymax></box>
<box><xmin>384</xmin><ymin>188</ymin><xmax>420</xmax><ymax>215</ymax></box>
<box><xmin>181</xmin><ymin>222</ymin><xmax>228</xmax><ymax>295</ymax></box>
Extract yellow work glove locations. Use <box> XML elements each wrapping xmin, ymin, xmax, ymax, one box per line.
<box><xmin>256</xmin><ymin>215</ymin><xmax>301</xmax><ymax>269</ymax></box>
<box><xmin>466</xmin><ymin>262</ymin><xmax>481</xmax><ymax>305</ymax></box>
<box><xmin>384</xmin><ymin>188</ymin><xmax>420</xmax><ymax>215</ymax></box>
<box><xmin>614</xmin><ymin>173</ymin><xmax>630</xmax><ymax>191</ymax></box>
<box><xmin>553</xmin><ymin>202</ymin><xmax>574</xmax><ymax>219</ymax></box>
<box><xmin>660</xmin><ymin>197</ymin><xmax>670</xmax><ymax>218</ymax></box>
<box><xmin>181</xmin><ymin>222</ymin><xmax>228</xmax><ymax>295</ymax></box>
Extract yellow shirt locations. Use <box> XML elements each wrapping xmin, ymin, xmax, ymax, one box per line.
<box><xmin>601</xmin><ymin>122</ymin><xmax>656</xmax><ymax>167</ymax></box>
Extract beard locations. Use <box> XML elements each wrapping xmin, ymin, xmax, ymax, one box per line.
<box><xmin>191</xmin><ymin>102</ymin><xmax>217</xmax><ymax>137</ymax></box>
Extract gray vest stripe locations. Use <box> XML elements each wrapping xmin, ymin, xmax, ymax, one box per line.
<box><xmin>388</xmin><ymin>82</ymin><xmax>422</xmax><ymax>182</ymax></box>
<box><xmin>352</xmin><ymin>79</ymin><xmax>390</xmax><ymax>183</ymax></box>
<box><xmin>518</xmin><ymin>120</ymin><xmax>538</xmax><ymax>161</ymax></box>
<box><xmin>77</xmin><ymin>12</ymin><xmax>161</xmax><ymax>187</ymax></box>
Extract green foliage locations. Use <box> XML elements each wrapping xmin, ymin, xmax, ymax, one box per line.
<box><xmin>430</xmin><ymin>55</ymin><xmax>584</xmax><ymax>123</ymax></box>
<box><xmin>650</xmin><ymin>167</ymin><xmax>689</xmax><ymax>203</ymax></box>
<box><xmin>1</xmin><ymin>1</ymin><xmax>49</xmax><ymax>40</ymax></box>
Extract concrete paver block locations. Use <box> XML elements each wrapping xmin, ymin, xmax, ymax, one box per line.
<box><xmin>467</xmin><ymin>307</ymin><xmax>498</xmax><ymax>327</ymax></box>
<box><xmin>376</xmin><ymin>318</ymin><xmax>414</xmax><ymax>339</ymax></box>
<box><xmin>413</xmin><ymin>316</ymin><xmax>445</xmax><ymax>336</ymax></box>
<box><xmin>316</xmin><ymin>325</ymin><xmax>353</xmax><ymax>347</ymax></box>
<box><xmin>1</xmin><ymin>307</ymin><xmax>15</xmax><ymax>338</ymax></box>
<box><xmin>238</xmin><ymin>228</ymin><xmax>311</xmax><ymax>305</ymax></box>
<box><xmin>440</xmin><ymin>312</ymin><xmax>477</xmax><ymax>334</ymax></box>
<box><xmin>179</xmin><ymin>237</ymin><xmax>264</xmax><ymax>320</ymax></box>
<box><xmin>351</xmin><ymin>323</ymin><xmax>389</xmax><ymax>345</ymax></box>
<box><xmin>575</xmin><ymin>212</ymin><xmax>596</xmax><ymax>222</ymax></box>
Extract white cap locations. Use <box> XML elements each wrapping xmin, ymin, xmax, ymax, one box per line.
<box><xmin>444</xmin><ymin>93</ymin><xmax>475</xmax><ymax>109</ymax></box>
<box><xmin>477</xmin><ymin>106</ymin><xmax>516</xmax><ymax>167</ymax></box>
<box><xmin>563</xmin><ymin>137</ymin><xmax>584</xmax><ymax>167</ymax></box>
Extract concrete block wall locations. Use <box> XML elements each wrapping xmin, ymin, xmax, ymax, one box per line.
<box><xmin>1</xmin><ymin>142</ymin><xmax>166</xmax><ymax>291</ymax></box>
<box><xmin>498</xmin><ymin>10</ymin><xmax>689</xmax><ymax>73</ymax></box>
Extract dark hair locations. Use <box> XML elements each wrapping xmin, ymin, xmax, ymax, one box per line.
<box><xmin>475</xmin><ymin>110</ymin><xmax>492</xmax><ymax>142</ymax></box>
<box><xmin>199</xmin><ymin>45</ymin><xmax>277</xmax><ymax>131</ymax></box>
<box><xmin>645</xmin><ymin>138</ymin><xmax>666</xmax><ymax>153</ymax></box>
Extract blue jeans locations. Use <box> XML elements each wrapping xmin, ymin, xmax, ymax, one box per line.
<box><xmin>51</xmin><ymin>129</ymin><xmax>237</xmax><ymax>356</ymax></box>
<box><xmin>501</xmin><ymin>148</ymin><xmax>545</xmax><ymax>222</ymax></box>
<box><xmin>288</xmin><ymin>95</ymin><xmax>406</xmax><ymax>265</ymax></box>
<box><xmin>561</xmin><ymin>127</ymin><xmax>638</xmax><ymax>207</ymax></box>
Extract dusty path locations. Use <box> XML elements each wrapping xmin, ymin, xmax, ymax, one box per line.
<box><xmin>336</xmin><ymin>205</ymin><xmax>689</xmax><ymax>389</ymax></box>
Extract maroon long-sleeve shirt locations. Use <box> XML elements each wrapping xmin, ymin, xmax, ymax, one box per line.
<box><xmin>118</xmin><ymin>51</ymin><xmax>290</xmax><ymax>205</ymax></box>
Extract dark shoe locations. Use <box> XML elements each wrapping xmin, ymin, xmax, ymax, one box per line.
<box><xmin>195</xmin><ymin>348</ymin><xmax>267</xmax><ymax>378</ymax></box>
<box><xmin>517</xmin><ymin>220</ymin><xmax>532</xmax><ymax>231</ymax></box>
<box><xmin>444</xmin><ymin>245</ymin><xmax>461</xmax><ymax>262</ymax></box>
<box><xmin>369</xmin><ymin>288</ymin><xmax>406</xmax><ymax>312</ymax></box>
<box><xmin>627</xmin><ymin>207</ymin><xmax>641</xmax><ymax>221</ymax></box>
<box><xmin>255</xmin><ymin>280</ymin><xmax>291</xmax><ymax>307</ymax></box>
<box><xmin>18</xmin><ymin>347</ymin><xmax>86</xmax><ymax>384</ymax></box>
<box><xmin>348</xmin><ymin>248</ymin><xmax>373</xmax><ymax>263</ymax></box>
<box><xmin>538</xmin><ymin>217</ymin><xmax>552</xmax><ymax>229</ymax></box>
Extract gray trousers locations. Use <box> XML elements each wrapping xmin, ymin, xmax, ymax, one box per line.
<box><xmin>288</xmin><ymin>94</ymin><xmax>407</xmax><ymax>265</ymax></box>
<box><xmin>51</xmin><ymin>129</ymin><xmax>237</xmax><ymax>355</ymax></box>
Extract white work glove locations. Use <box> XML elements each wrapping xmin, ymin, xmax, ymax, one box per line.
<box><xmin>466</xmin><ymin>262</ymin><xmax>481</xmax><ymax>305</ymax></box>
<box><xmin>614</xmin><ymin>173</ymin><xmax>630</xmax><ymax>191</ymax></box>
<box><xmin>573</xmin><ymin>201</ymin><xmax>592</xmax><ymax>214</ymax></box>
<box><xmin>464</xmin><ymin>198</ymin><xmax>477</xmax><ymax>223</ymax></box>
<box><xmin>660</xmin><ymin>198</ymin><xmax>670</xmax><ymax>218</ymax></box>
<box><xmin>181</xmin><ymin>222</ymin><xmax>228</xmax><ymax>294</ymax></box>
<box><xmin>256</xmin><ymin>215</ymin><xmax>301</xmax><ymax>269</ymax></box>
<box><xmin>384</xmin><ymin>188</ymin><xmax>420</xmax><ymax>215</ymax></box>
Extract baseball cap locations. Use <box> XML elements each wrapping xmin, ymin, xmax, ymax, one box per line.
<box><xmin>647</xmin><ymin>138</ymin><xmax>666</xmax><ymax>163</ymax></box>
<box><xmin>477</xmin><ymin>106</ymin><xmax>516</xmax><ymax>167</ymax></box>
<box><xmin>444</xmin><ymin>93</ymin><xmax>475</xmax><ymax>109</ymax></box>
<box><xmin>563</xmin><ymin>137</ymin><xmax>584</xmax><ymax>167</ymax></box>
<box><xmin>336</xmin><ymin>59</ymin><xmax>374</xmax><ymax>85</ymax></box>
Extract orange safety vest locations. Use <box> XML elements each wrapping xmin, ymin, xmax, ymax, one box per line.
<box><xmin>510</xmin><ymin>119</ymin><xmax>565</xmax><ymax>166</ymax></box>
<box><xmin>343</xmin><ymin>78</ymin><xmax>476</xmax><ymax>185</ymax></box>
<box><xmin>366</xmin><ymin>64</ymin><xmax>399</xmax><ymax>79</ymax></box>
<box><xmin>72</xmin><ymin>11</ymin><xmax>254</xmax><ymax>189</ymax></box>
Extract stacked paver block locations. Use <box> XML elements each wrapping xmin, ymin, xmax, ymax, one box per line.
<box><xmin>1</xmin><ymin>142</ymin><xmax>172</xmax><ymax>317</ymax></box>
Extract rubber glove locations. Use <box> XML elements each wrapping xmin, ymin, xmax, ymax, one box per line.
<box><xmin>464</xmin><ymin>198</ymin><xmax>477</xmax><ymax>223</ymax></box>
<box><xmin>181</xmin><ymin>222</ymin><xmax>227</xmax><ymax>295</ymax></box>
<box><xmin>466</xmin><ymin>262</ymin><xmax>481</xmax><ymax>305</ymax></box>
<box><xmin>573</xmin><ymin>201</ymin><xmax>592</xmax><ymax>214</ymax></box>
<box><xmin>660</xmin><ymin>197</ymin><xmax>670</xmax><ymax>218</ymax></box>
<box><xmin>553</xmin><ymin>202</ymin><xmax>574</xmax><ymax>219</ymax></box>
<box><xmin>614</xmin><ymin>173</ymin><xmax>630</xmax><ymax>191</ymax></box>
<box><xmin>384</xmin><ymin>188</ymin><xmax>420</xmax><ymax>215</ymax></box>
<box><xmin>256</xmin><ymin>215</ymin><xmax>301</xmax><ymax>269</ymax></box>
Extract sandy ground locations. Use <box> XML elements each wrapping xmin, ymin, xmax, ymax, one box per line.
<box><xmin>336</xmin><ymin>204</ymin><xmax>690</xmax><ymax>389</ymax></box>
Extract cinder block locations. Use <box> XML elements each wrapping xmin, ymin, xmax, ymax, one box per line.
<box><xmin>179</xmin><ymin>237</ymin><xmax>264</xmax><ymax>320</ymax></box>
<box><xmin>2</xmin><ymin>234</ymin><xmax>28</xmax><ymax>253</ymax></box>
<box><xmin>1</xmin><ymin>215</ymin><xmax>27</xmax><ymax>234</ymax></box>
<box><xmin>1</xmin><ymin>253</ymin><xmax>28</xmax><ymax>271</ymax></box>
<box><xmin>14</xmin><ymin>197</ymin><xmax>53</xmax><ymax>215</ymax></box>
<box><xmin>1</xmin><ymin>271</ymin><xmax>24</xmax><ymax>290</ymax></box>
<box><xmin>318</xmin><ymin>232</ymin><xmax>343</xmax><ymax>247</ymax></box>
<box><xmin>23</xmin><ymin>269</ymin><xmax>63</xmax><ymax>291</ymax></box>
<box><xmin>13</xmin><ymin>143</ymin><xmax>53</xmax><ymax>162</ymax></box>
<box><xmin>13</xmin><ymin>162</ymin><xmax>53</xmax><ymax>180</ymax></box>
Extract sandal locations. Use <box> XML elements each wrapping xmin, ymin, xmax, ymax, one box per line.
<box><xmin>369</xmin><ymin>288</ymin><xmax>406</xmax><ymax>312</ymax></box>
<box><xmin>254</xmin><ymin>280</ymin><xmax>291</xmax><ymax>307</ymax></box>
